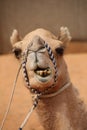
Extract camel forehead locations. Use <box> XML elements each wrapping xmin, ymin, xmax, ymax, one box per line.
<box><xmin>22</xmin><ymin>28</ymin><xmax>62</xmax><ymax>50</ymax></box>
<box><xmin>24</xmin><ymin>28</ymin><xmax>57</xmax><ymax>40</ymax></box>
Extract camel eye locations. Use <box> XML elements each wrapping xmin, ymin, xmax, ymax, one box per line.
<box><xmin>55</xmin><ymin>47</ymin><xmax>64</xmax><ymax>56</ymax></box>
<box><xmin>12</xmin><ymin>47</ymin><xmax>22</xmax><ymax>59</ymax></box>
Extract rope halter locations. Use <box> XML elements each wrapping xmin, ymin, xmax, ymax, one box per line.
<box><xmin>22</xmin><ymin>36</ymin><xmax>58</xmax><ymax>96</ymax></box>
<box><xmin>0</xmin><ymin>36</ymin><xmax>71</xmax><ymax>130</ymax></box>
<box><xmin>18</xmin><ymin>36</ymin><xmax>58</xmax><ymax>130</ymax></box>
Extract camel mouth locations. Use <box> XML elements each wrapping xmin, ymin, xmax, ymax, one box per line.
<box><xmin>34</xmin><ymin>67</ymin><xmax>51</xmax><ymax>77</ymax></box>
<box><xmin>34</xmin><ymin>67</ymin><xmax>52</xmax><ymax>83</ymax></box>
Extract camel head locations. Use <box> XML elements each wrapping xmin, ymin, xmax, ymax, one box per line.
<box><xmin>10</xmin><ymin>27</ymin><xmax>71</xmax><ymax>94</ymax></box>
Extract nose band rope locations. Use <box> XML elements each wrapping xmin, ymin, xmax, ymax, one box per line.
<box><xmin>0</xmin><ymin>40</ymin><xmax>58</xmax><ymax>130</ymax></box>
<box><xmin>22</xmin><ymin>41</ymin><xmax>58</xmax><ymax>94</ymax></box>
<box><xmin>44</xmin><ymin>42</ymin><xmax>58</xmax><ymax>83</ymax></box>
<box><xmin>19</xmin><ymin>42</ymin><xmax>58</xmax><ymax>130</ymax></box>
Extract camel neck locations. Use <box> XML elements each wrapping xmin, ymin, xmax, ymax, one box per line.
<box><xmin>36</xmin><ymin>84</ymin><xmax>72</xmax><ymax>130</ymax></box>
<box><xmin>36</xmin><ymin>84</ymin><xmax>87</xmax><ymax>130</ymax></box>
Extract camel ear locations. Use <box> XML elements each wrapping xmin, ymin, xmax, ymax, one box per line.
<box><xmin>10</xmin><ymin>29</ymin><xmax>22</xmax><ymax>59</ymax></box>
<box><xmin>10</xmin><ymin>29</ymin><xmax>22</xmax><ymax>45</ymax></box>
<box><xmin>58</xmin><ymin>27</ymin><xmax>71</xmax><ymax>48</ymax></box>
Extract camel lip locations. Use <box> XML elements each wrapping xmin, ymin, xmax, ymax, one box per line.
<box><xmin>35</xmin><ymin>74</ymin><xmax>52</xmax><ymax>83</ymax></box>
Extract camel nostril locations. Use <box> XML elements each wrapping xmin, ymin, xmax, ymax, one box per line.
<box><xmin>35</xmin><ymin>53</ymin><xmax>38</xmax><ymax>63</ymax></box>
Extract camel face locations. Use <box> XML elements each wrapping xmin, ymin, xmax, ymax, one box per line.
<box><xmin>10</xmin><ymin>27</ymin><xmax>71</xmax><ymax>92</ymax></box>
<box><xmin>25</xmin><ymin>36</ymin><xmax>56</xmax><ymax>91</ymax></box>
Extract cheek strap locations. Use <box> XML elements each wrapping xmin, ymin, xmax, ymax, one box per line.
<box><xmin>44</xmin><ymin>42</ymin><xmax>58</xmax><ymax>83</ymax></box>
<box><xmin>0</xmin><ymin>42</ymin><xmax>58</xmax><ymax>130</ymax></box>
<box><xmin>18</xmin><ymin>42</ymin><xmax>58</xmax><ymax>130</ymax></box>
<box><xmin>22</xmin><ymin>42</ymin><xmax>58</xmax><ymax>95</ymax></box>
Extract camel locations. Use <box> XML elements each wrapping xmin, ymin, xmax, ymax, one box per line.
<box><xmin>10</xmin><ymin>27</ymin><xmax>87</xmax><ymax>130</ymax></box>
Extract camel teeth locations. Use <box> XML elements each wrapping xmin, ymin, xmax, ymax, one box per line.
<box><xmin>35</xmin><ymin>69</ymin><xmax>51</xmax><ymax>76</ymax></box>
<box><xmin>47</xmin><ymin>70</ymin><xmax>51</xmax><ymax>74</ymax></box>
<box><xmin>36</xmin><ymin>71</ymin><xmax>40</xmax><ymax>75</ymax></box>
<box><xmin>40</xmin><ymin>71</ymin><xmax>43</xmax><ymax>76</ymax></box>
<box><xmin>44</xmin><ymin>70</ymin><xmax>47</xmax><ymax>75</ymax></box>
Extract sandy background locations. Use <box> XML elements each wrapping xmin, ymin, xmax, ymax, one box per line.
<box><xmin>0</xmin><ymin>43</ymin><xmax>87</xmax><ymax>130</ymax></box>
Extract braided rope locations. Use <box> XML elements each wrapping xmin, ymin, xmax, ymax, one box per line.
<box><xmin>22</xmin><ymin>41</ymin><xmax>58</xmax><ymax>95</ymax></box>
<box><xmin>0</xmin><ymin>38</ymin><xmax>68</xmax><ymax>130</ymax></box>
<box><xmin>19</xmin><ymin>95</ymin><xmax>40</xmax><ymax>130</ymax></box>
<box><xmin>0</xmin><ymin>38</ymin><xmax>70</xmax><ymax>130</ymax></box>
<box><xmin>44</xmin><ymin>42</ymin><xmax>58</xmax><ymax>83</ymax></box>
<box><xmin>19</xmin><ymin>40</ymin><xmax>58</xmax><ymax>130</ymax></box>
<box><xmin>22</xmin><ymin>60</ymin><xmax>30</xmax><ymax>87</ymax></box>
